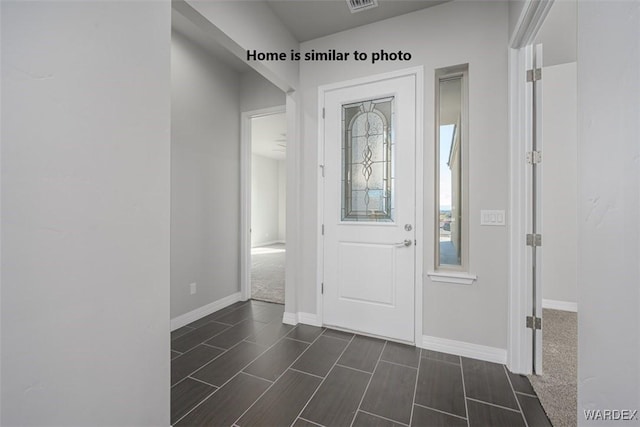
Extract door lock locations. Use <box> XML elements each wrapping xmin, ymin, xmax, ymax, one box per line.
<box><xmin>404</xmin><ymin>224</ymin><xmax>413</xmax><ymax>231</ymax></box>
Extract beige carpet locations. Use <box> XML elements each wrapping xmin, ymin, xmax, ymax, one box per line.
<box><xmin>529</xmin><ymin>308</ymin><xmax>577</xmax><ymax>427</ymax></box>
<box><xmin>251</xmin><ymin>243</ymin><xmax>285</xmax><ymax>304</ymax></box>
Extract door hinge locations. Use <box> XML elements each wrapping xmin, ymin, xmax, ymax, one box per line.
<box><xmin>319</xmin><ymin>164</ymin><xmax>325</xmax><ymax>177</ymax></box>
<box><xmin>321</xmin><ymin>224</ymin><xmax>324</xmax><ymax>235</ymax></box>
<box><xmin>526</xmin><ymin>151</ymin><xmax>542</xmax><ymax>165</ymax></box>
<box><xmin>321</xmin><ymin>283</ymin><xmax>324</xmax><ymax>294</ymax></box>
<box><xmin>322</xmin><ymin>108</ymin><xmax>325</xmax><ymax>119</ymax></box>
<box><xmin>526</xmin><ymin>68</ymin><xmax>542</xmax><ymax>82</ymax></box>
<box><xmin>526</xmin><ymin>233</ymin><xmax>542</xmax><ymax>247</ymax></box>
<box><xmin>526</xmin><ymin>316</ymin><xmax>542</xmax><ymax>330</ymax></box>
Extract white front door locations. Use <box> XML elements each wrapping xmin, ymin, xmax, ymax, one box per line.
<box><xmin>322</xmin><ymin>73</ymin><xmax>417</xmax><ymax>342</ymax></box>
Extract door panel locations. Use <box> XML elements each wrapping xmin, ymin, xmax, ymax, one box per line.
<box><xmin>322</xmin><ymin>74</ymin><xmax>417</xmax><ymax>342</ymax></box>
<box><xmin>338</xmin><ymin>242</ymin><xmax>395</xmax><ymax>306</ymax></box>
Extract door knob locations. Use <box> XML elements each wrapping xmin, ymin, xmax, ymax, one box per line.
<box><xmin>394</xmin><ymin>239</ymin><xmax>413</xmax><ymax>247</ymax></box>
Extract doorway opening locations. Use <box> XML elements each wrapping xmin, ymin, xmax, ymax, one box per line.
<box><xmin>508</xmin><ymin>1</ymin><xmax>578</xmax><ymax>425</ymax></box>
<box><xmin>248</xmin><ymin>110</ymin><xmax>287</xmax><ymax>305</ymax></box>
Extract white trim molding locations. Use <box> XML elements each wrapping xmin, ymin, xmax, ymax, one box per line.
<box><xmin>542</xmin><ymin>299</ymin><xmax>578</xmax><ymax>312</ymax></box>
<box><xmin>170</xmin><ymin>292</ymin><xmax>243</xmax><ymax>331</ymax></box>
<box><xmin>282</xmin><ymin>312</ymin><xmax>298</xmax><ymax>326</ymax></box>
<box><xmin>252</xmin><ymin>240</ymin><xmax>286</xmax><ymax>248</ymax></box>
<box><xmin>421</xmin><ymin>335</ymin><xmax>507</xmax><ymax>365</ymax></box>
<box><xmin>426</xmin><ymin>271</ymin><xmax>477</xmax><ymax>285</ymax></box>
<box><xmin>282</xmin><ymin>312</ymin><xmax>321</xmax><ymax>327</ymax></box>
<box><xmin>510</xmin><ymin>0</ymin><xmax>555</xmax><ymax>49</ymax></box>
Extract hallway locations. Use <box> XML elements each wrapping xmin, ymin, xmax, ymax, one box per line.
<box><xmin>171</xmin><ymin>300</ymin><xmax>551</xmax><ymax>426</ymax></box>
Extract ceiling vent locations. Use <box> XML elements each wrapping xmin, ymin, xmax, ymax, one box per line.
<box><xmin>346</xmin><ymin>0</ymin><xmax>378</xmax><ymax>13</ymax></box>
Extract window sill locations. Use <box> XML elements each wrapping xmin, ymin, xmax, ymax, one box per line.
<box><xmin>427</xmin><ymin>271</ymin><xmax>477</xmax><ymax>285</ymax></box>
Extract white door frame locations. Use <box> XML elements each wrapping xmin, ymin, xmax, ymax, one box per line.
<box><xmin>240</xmin><ymin>105</ymin><xmax>287</xmax><ymax>301</ymax></box>
<box><xmin>316</xmin><ymin>66</ymin><xmax>424</xmax><ymax>345</ymax></box>
<box><xmin>507</xmin><ymin>0</ymin><xmax>554</xmax><ymax>374</ymax></box>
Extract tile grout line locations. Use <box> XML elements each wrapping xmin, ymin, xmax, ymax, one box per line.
<box><xmin>503</xmin><ymin>365</ymin><xmax>530</xmax><ymax>427</ymax></box>
<box><xmin>186</xmin><ymin>376</ymin><xmax>219</xmax><ymax>388</ymax></box>
<box><xmin>284</xmin><ymin>335</ymin><xmax>322</xmax><ymax>345</ymax></box>
<box><xmin>382</xmin><ymin>358</ymin><xmax>419</xmax><ymax>371</ymax></box>
<box><xmin>181</xmin><ymin>300</ymin><xmax>253</xmax><ymax>329</ymax></box>
<box><xmin>201</xmin><ymin>342</ymin><xmax>228</xmax><ymax>351</ymax></box>
<box><xmin>297</xmin><ymin>416</ymin><xmax>325</xmax><ymax>426</ymax></box>
<box><xmin>289</xmin><ymin>334</ymin><xmax>358</xmax><ymax>427</ymax></box>
<box><xmin>413</xmin><ymin>402</ymin><xmax>468</xmax><ymax>421</ymax></box>
<box><xmin>334</xmin><ymin>363</ymin><xmax>375</xmax><ymax>376</ymax></box>
<box><xmin>172</xmin><ymin>387</ymin><xmax>219</xmax><ymax>425</ymax></box>
<box><xmin>466</xmin><ymin>397</ymin><xmax>524</xmax><ymax>414</ymax></box>
<box><xmin>173</xmin><ymin>317</ymin><xmax>290</xmax><ymax>425</ymax></box>
<box><xmin>459</xmin><ymin>356</ymin><xmax>471</xmax><ymax>427</ymax></box>
<box><xmin>421</xmin><ymin>354</ymin><xmax>461</xmax><ymax>367</ymax></box>
<box><xmin>515</xmin><ymin>391</ymin><xmax>538</xmax><ymax>399</ymax></box>
<box><xmin>230</xmin><ymin>326</ymin><xmax>331</xmax><ymax>427</ymax></box>
<box><xmin>175</xmin><ymin>334</ymin><xmax>264</xmax><ymax>386</ymax></box>
<box><xmin>288</xmin><ymin>367</ymin><xmax>325</xmax><ymax>380</ymax></box>
<box><xmin>171</xmin><ymin>345</ymin><xmax>231</xmax><ymax>388</ymax></box>
<box><xmin>358</xmin><ymin>409</ymin><xmax>410</xmax><ymax>427</ymax></box>
<box><xmin>349</xmin><ymin>340</ymin><xmax>388</xmax><ymax>427</ymax></box>
<box><xmin>239</xmin><ymin>370</ymin><xmax>275</xmax><ymax>384</ymax></box>
<box><xmin>171</xmin><ymin>322</ymin><xmax>233</xmax><ymax>354</ymax></box>
<box><xmin>320</xmin><ymin>332</ymin><xmax>354</xmax><ymax>342</ymax></box>
<box><xmin>409</xmin><ymin>348</ymin><xmax>423</xmax><ymax>426</ymax></box>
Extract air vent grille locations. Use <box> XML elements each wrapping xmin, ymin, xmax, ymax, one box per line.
<box><xmin>346</xmin><ymin>0</ymin><xmax>378</xmax><ymax>13</ymax></box>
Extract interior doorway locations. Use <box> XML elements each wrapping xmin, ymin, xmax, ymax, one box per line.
<box><xmin>250</xmin><ymin>111</ymin><xmax>287</xmax><ymax>304</ymax></box>
<box><xmin>243</xmin><ymin>108</ymin><xmax>287</xmax><ymax>305</ymax></box>
<box><xmin>509</xmin><ymin>1</ymin><xmax>578</xmax><ymax>425</ymax></box>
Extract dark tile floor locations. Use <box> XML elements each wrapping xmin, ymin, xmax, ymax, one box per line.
<box><xmin>171</xmin><ymin>300</ymin><xmax>551</xmax><ymax>427</ymax></box>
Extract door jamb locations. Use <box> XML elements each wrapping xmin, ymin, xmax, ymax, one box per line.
<box><xmin>240</xmin><ymin>105</ymin><xmax>287</xmax><ymax>302</ymax></box>
<box><xmin>316</xmin><ymin>66</ymin><xmax>424</xmax><ymax>345</ymax></box>
<box><xmin>507</xmin><ymin>0</ymin><xmax>553</xmax><ymax>374</ymax></box>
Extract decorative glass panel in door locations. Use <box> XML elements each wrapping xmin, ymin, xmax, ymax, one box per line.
<box><xmin>341</xmin><ymin>97</ymin><xmax>394</xmax><ymax>222</ymax></box>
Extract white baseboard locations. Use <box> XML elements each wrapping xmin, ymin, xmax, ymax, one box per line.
<box><xmin>252</xmin><ymin>240</ymin><xmax>285</xmax><ymax>248</ymax></box>
<box><xmin>298</xmin><ymin>312</ymin><xmax>321</xmax><ymax>327</ymax></box>
<box><xmin>171</xmin><ymin>292</ymin><xmax>243</xmax><ymax>331</ymax></box>
<box><xmin>282</xmin><ymin>312</ymin><xmax>321</xmax><ymax>327</ymax></box>
<box><xmin>421</xmin><ymin>335</ymin><xmax>507</xmax><ymax>365</ymax></box>
<box><xmin>282</xmin><ymin>312</ymin><xmax>298</xmax><ymax>325</ymax></box>
<box><xmin>542</xmin><ymin>299</ymin><xmax>578</xmax><ymax>312</ymax></box>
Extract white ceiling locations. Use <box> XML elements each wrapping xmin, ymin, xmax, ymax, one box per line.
<box><xmin>266</xmin><ymin>0</ymin><xmax>450</xmax><ymax>42</ymax></box>
<box><xmin>252</xmin><ymin>113</ymin><xmax>287</xmax><ymax>160</ymax></box>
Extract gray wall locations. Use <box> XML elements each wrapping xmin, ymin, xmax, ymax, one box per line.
<box><xmin>577</xmin><ymin>0</ymin><xmax>640</xmax><ymax>420</ymax></box>
<box><xmin>240</xmin><ymin>70</ymin><xmax>286</xmax><ymax>113</ymax></box>
<box><xmin>299</xmin><ymin>1</ymin><xmax>510</xmax><ymax>349</ymax></box>
<box><xmin>251</xmin><ymin>154</ymin><xmax>282</xmax><ymax>246</ymax></box>
<box><xmin>278</xmin><ymin>159</ymin><xmax>287</xmax><ymax>242</ymax></box>
<box><xmin>171</xmin><ymin>30</ymin><xmax>241</xmax><ymax>319</ymax></box>
<box><xmin>1</xmin><ymin>1</ymin><xmax>171</xmax><ymax>424</ymax></box>
<box><xmin>186</xmin><ymin>0</ymin><xmax>299</xmax><ymax>92</ymax></box>
<box><xmin>542</xmin><ymin>62</ymin><xmax>578</xmax><ymax>306</ymax></box>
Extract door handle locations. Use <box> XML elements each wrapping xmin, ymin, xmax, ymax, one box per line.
<box><xmin>394</xmin><ymin>239</ymin><xmax>413</xmax><ymax>247</ymax></box>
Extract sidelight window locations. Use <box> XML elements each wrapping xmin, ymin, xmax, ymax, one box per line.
<box><xmin>436</xmin><ymin>65</ymin><xmax>468</xmax><ymax>270</ymax></box>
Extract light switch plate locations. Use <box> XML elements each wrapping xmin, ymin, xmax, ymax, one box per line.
<box><xmin>481</xmin><ymin>210</ymin><xmax>506</xmax><ymax>226</ymax></box>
